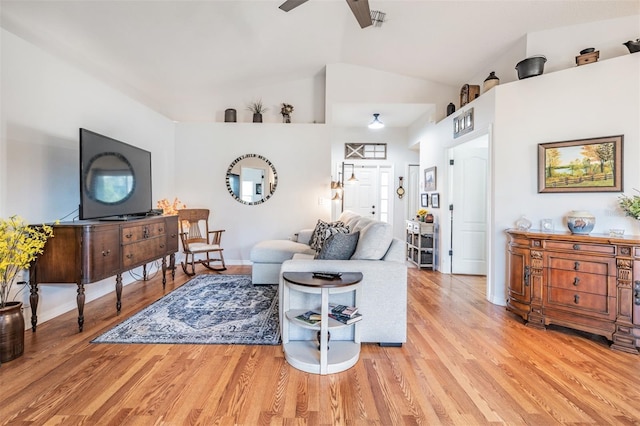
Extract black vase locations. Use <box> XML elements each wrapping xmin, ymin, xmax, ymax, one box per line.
<box><xmin>253</xmin><ymin>113</ymin><xmax>262</xmax><ymax>123</ymax></box>
<box><xmin>224</xmin><ymin>109</ymin><xmax>237</xmax><ymax>122</ymax></box>
<box><xmin>446</xmin><ymin>103</ymin><xmax>455</xmax><ymax>116</ymax></box>
<box><xmin>0</xmin><ymin>302</ymin><xmax>25</xmax><ymax>363</ymax></box>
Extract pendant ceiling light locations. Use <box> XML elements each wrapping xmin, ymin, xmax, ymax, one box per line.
<box><xmin>368</xmin><ymin>113</ymin><xmax>384</xmax><ymax>129</ymax></box>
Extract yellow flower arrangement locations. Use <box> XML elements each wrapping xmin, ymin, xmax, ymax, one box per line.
<box><xmin>417</xmin><ymin>209</ymin><xmax>428</xmax><ymax>217</ymax></box>
<box><xmin>0</xmin><ymin>215</ymin><xmax>54</xmax><ymax>308</ymax></box>
<box><xmin>157</xmin><ymin>198</ymin><xmax>186</xmax><ymax>216</ymax></box>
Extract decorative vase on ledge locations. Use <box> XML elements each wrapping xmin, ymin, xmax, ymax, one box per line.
<box><xmin>252</xmin><ymin>113</ymin><xmax>262</xmax><ymax>123</ymax></box>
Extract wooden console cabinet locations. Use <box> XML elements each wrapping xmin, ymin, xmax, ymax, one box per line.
<box><xmin>506</xmin><ymin>229</ymin><xmax>640</xmax><ymax>354</ymax></box>
<box><xmin>29</xmin><ymin>215</ymin><xmax>179</xmax><ymax>332</ymax></box>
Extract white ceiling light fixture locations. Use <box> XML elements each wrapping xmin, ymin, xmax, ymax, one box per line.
<box><xmin>368</xmin><ymin>113</ymin><xmax>385</xmax><ymax>129</ymax></box>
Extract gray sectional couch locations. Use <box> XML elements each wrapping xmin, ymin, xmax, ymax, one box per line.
<box><xmin>250</xmin><ymin>211</ymin><xmax>408</xmax><ymax>345</ymax></box>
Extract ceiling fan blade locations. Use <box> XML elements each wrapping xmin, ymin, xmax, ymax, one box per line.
<box><xmin>279</xmin><ymin>0</ymin><xmax>310</xmax><ymax>12</ymax></box>
<box><xmin>346</xmin><ymin>0</ymin><xmax>373</xmax><ymax>28</ymax></box>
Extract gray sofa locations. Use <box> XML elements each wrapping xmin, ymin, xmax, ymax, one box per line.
<box><xmin>250</xmin><ymin>211</ymin><xmax>408</xmax><ymax>345</ymax></box>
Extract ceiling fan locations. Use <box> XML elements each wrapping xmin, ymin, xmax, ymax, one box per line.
<box><xmin>279</xmin><ymin>0</ymin><xmax>373</xmax><ymax>29</ymax></box>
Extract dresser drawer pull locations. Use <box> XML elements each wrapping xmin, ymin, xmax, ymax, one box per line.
<box><xmin>573</xmin><ymin>244</ymin><xmax>581</xmax><ymax>250</ymax></box>
<box><xmin>573</xmin><ymin>277</ymin><xmax>580</xmax><ymax>286</ymax></box>
<box><xmin>102</xmin><ymin>249</ymin><xmax>111</xmax><ymax>256</ymax></box>
<box><xmin>158</xmin><ymin>227</ymin><xmax>164</xmax><ymax>232</ymax></box>
<box><xmin>574</xmin><ymin>261</ymin><xmax>580</xmax><ymax>271</ymax></box>
<box><xmin>160</xmin><ymin>244</ymin><xmax>165</xmax><ymax>249</ymax></box>
<box><xmin>125</xmin><ymin>233</ymin><xmax>132</xmax><ymax>239</ymax></box>
<box><xmin>126</xmin><ymin>254</ymin><xmax>134</xmax><ymax>259</ymax></box>
<box><xmin>574</xmin><ymin>294</ymin><xmax>580</xmax><ymax>304</ymax></box>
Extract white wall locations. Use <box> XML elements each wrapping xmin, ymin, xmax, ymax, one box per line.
<box><xmin>467</xmin><ymin>15</ymin><xmax>638</xmax><ymax>99</ymax></box>
<box><xmin>419</xmin><ymin>17</ymin><xmax>640</xmax><ymax>307</ymax></box>
<box><xmin>1</xmin><ymin>29</ymin><xmax>175</xmax><ymax>326</ymax></box>
<box><xmin>418</xmin><ymin>90</ymin><xmax>496</xmax><ymax>277</ymax></box>
<box><xmin>174</xmin><ymin>122</ymin><xmax>332</xmax><ymax>263</ymax></box>
<box><xmin>490</xmin><ymin>53</ymin><xmax>640</xmax><ymax>305</ymax></box>
<box><xmin>326</xmin><ymin>63</ymin><xmax>458</xmax><ymax>124</ymax></box>
<box><xmin>179</xmin><ymin>73</ymin><xmax>326</xmax><ymax>124</ymax></box>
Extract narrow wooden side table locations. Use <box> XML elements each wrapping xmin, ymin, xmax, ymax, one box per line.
<box><xmin>281</xmin><ymin>272</ymin><xmax>363</xmax><ymax>375</ymax></box>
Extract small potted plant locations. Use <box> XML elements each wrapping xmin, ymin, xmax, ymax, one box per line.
<box><xmin>280</xmin><ymin>103</ymin><xmax>294</xmax><ymax>123</ymax></box>
<box><xmin>0</xmin><ymin>215</ymin><xmax>54</xmax><ymax>362</ymax></box>
<box><xmin>247</xmin><ymin>99</ymin><xmax>268</xmax><ymax>123</ymax></box>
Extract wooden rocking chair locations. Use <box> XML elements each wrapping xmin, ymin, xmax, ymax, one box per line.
<box><xmin>177</xmin><ymin>208</ymin><xmax>226</xmax><ymax>276</ymax></box>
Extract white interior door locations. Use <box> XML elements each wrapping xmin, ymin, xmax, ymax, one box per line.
<box><xmin>451</xmin><ymin>137</ymin><xmax>488</xmax><ymax>275</ymax></box>
<box><xmin>341</xmin><ymin>164</ymin><xmax>393</xmax><ymax>223</ymax></box>
<box><xmin>343</xmin><ymin>166</ymin><xmax>378</xmax><ymax>219</ymax></box>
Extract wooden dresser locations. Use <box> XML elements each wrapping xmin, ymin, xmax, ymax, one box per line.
<box><xmin>29</xmin><ymin>215</ymin><xmax>179</xmax><ymax>332</ymax></box>
<box><xmin>506</xmin><ymin>229</ymin><xmax>639</xmax><ymax>354</ymax></box>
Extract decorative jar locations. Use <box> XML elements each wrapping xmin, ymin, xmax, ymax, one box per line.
<box><xmin>515</xmin><ymin>215</ymin><xmax>532</xmax><ymax>231</ymax></box>
<box><xmin>483</xmin><ymin>71</ymin><xmax>500</xmax><ymax>92</ymax></box>
<box><xmin>566</xmin><ymin>210</ymin><xmax>595</xmax><ymax>234</ymax></box>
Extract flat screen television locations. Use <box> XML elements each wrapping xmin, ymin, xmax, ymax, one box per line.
<box><xmin>79</xmin><ymin>128</ymin><xmax>152</xmax><ymax>220</ymax></box>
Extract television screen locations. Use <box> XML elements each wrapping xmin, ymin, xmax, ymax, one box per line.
<box><xmin>79</xmin><ymin>128</ymin><xmax>152</xmax><ymax>220</ymax></box>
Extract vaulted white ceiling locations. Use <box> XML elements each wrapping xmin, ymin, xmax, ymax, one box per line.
<box><xmin>2</xmin><ymin>0</ymin><xmax>638</xmax><ymax>124</ymax></box>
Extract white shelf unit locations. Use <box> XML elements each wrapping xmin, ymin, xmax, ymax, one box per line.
<box><xmin>406</xmin><ymin>220</ymin><xmax>437</xmax><ymax>269</ymax></box>
<box><xmin>282</xmin><ymin>278</ymin><xmax>362</xmax><ymax>375</ymax></box>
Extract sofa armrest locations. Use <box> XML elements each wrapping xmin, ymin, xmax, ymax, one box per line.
<box><xmin>293</xmin><ymin>228</ymin><xmax>314</xmax><ymax>244</ymax></box>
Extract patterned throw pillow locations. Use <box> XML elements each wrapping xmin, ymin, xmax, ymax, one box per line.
<box><xmin>309</xmin><ymin>220</ymin><xmax>349</xmax><ymax>253</ymax></box>
<box><xmin>316</xmin><ymin>231</ymin><xmax>360</xmax><ymax>260</ymax></box>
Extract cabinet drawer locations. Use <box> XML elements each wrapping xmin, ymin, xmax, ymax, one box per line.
<box><xmin>544</xmin><ymin>240</ymin><xmax>615</xmax><ymax>255</ymax></box>
<box><xmin>546</xmin><ymin>288</ymin><xmax>613</xmax><ymax>318</ymax></box>
<box><xmin>547</xmin><ymin>256</ymin><xmax>612</xmax><ymax>275</ymax></box>
<box><xmin>122</xmin><ymin>238</ymin><xmax>167</xmax><ymax>268</ymax></box>
<box><xmin>547</xmin><ymin>269</ymin><xmax>610</xmax><ymax>295</ymax></box>
<box><xmin>122</xmin><ymin>221</ymin><xmax>166</xmax><ymax>243</ymax></box>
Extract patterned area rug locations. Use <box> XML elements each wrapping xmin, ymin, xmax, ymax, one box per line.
<box><xmin>92</xmin><ymin>274</ymin><xmax>280</xmax><ymax>345</ymax></box>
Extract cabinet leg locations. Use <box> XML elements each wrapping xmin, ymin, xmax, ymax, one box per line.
<box><xmin>611</xmin><ymin>324</ymin><xmax>639</xmax><ymax>354</ymax></box>
<box><xmin>77</xmin><ymin>283</ymin><xmax>85</xmax><ymax>332</ymax></box>
<box><xmin>162</xmin><ymin>256</ymin><xmax>167</xmax><ymax>289</ymax></box>
<box><xmin>170</xmin><ymin>254</ymin><xmax>176</xmax><ymax>279</ymax></box>
<box><xmin>29</xmin><ymin>281</ymin><xmax>39</xmax><ymax>332</ymax></box>
<box><xmin>116</xmin><ymin>273</ymin><xmax>123</xmax><ymax>313</ymax></box>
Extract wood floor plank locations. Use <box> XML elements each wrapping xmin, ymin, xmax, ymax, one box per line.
<box><xmin>2</xmin><ymin>265</ymin><xmax>640</xmax><ymax>425</ymax></box>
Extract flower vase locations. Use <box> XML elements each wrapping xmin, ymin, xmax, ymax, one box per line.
<box><xmin>0</xmin><ymin>301</ymin><xmax>25</xmax><ymax>363</ymax></box>
<box><xmin>282</xmin><ymin>114</ymin><xmax>291</xmax><ymax>123</ymax></box>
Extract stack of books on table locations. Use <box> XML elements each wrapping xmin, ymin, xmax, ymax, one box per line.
<box><xmin>329</xmin><ymin>303</ymin><xmax>363</xmax><ymax>325</ymax></box>
<box><xmin>295</xmin><ymin>310</ymin><xmax>321</xmax><ymax>325</ymax></box>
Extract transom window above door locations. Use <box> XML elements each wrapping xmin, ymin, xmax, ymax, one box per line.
<box><xmin>345</xmin><ymin>143</ymin><xmax>387</xmax><ymax>160</ymax></box>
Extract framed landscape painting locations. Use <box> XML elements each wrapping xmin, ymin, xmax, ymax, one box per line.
<box><xmin>538</xmin><ymin>135</ymin><xmax>623</xmax><ymax>193</ymax></box>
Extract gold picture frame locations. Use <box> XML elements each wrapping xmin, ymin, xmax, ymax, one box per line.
<box><xmin>538</xmin><ymin>135</ymin><xmax>623</xmax><ymax>193</ymax></box>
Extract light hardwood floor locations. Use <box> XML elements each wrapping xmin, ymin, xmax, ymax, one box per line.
<box><xmin>2</xmin><ymin>265</ymin><xmax>639</xmax><ymax>425</ymax></box>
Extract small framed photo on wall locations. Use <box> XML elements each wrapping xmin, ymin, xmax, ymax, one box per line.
<box><xmin>431</xmin><ymin>193</ymin><xmax>440</xmax><ymax>208</ymax></box>
<box><xmin>421</xmin><ymin>193</ymin><xmax>428</xmax><ymax>207</ymax></box>
<box><xmin>424</xmin><ymin>167</ymin><xmax>437</xmax><ymax>191</ymax></box>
